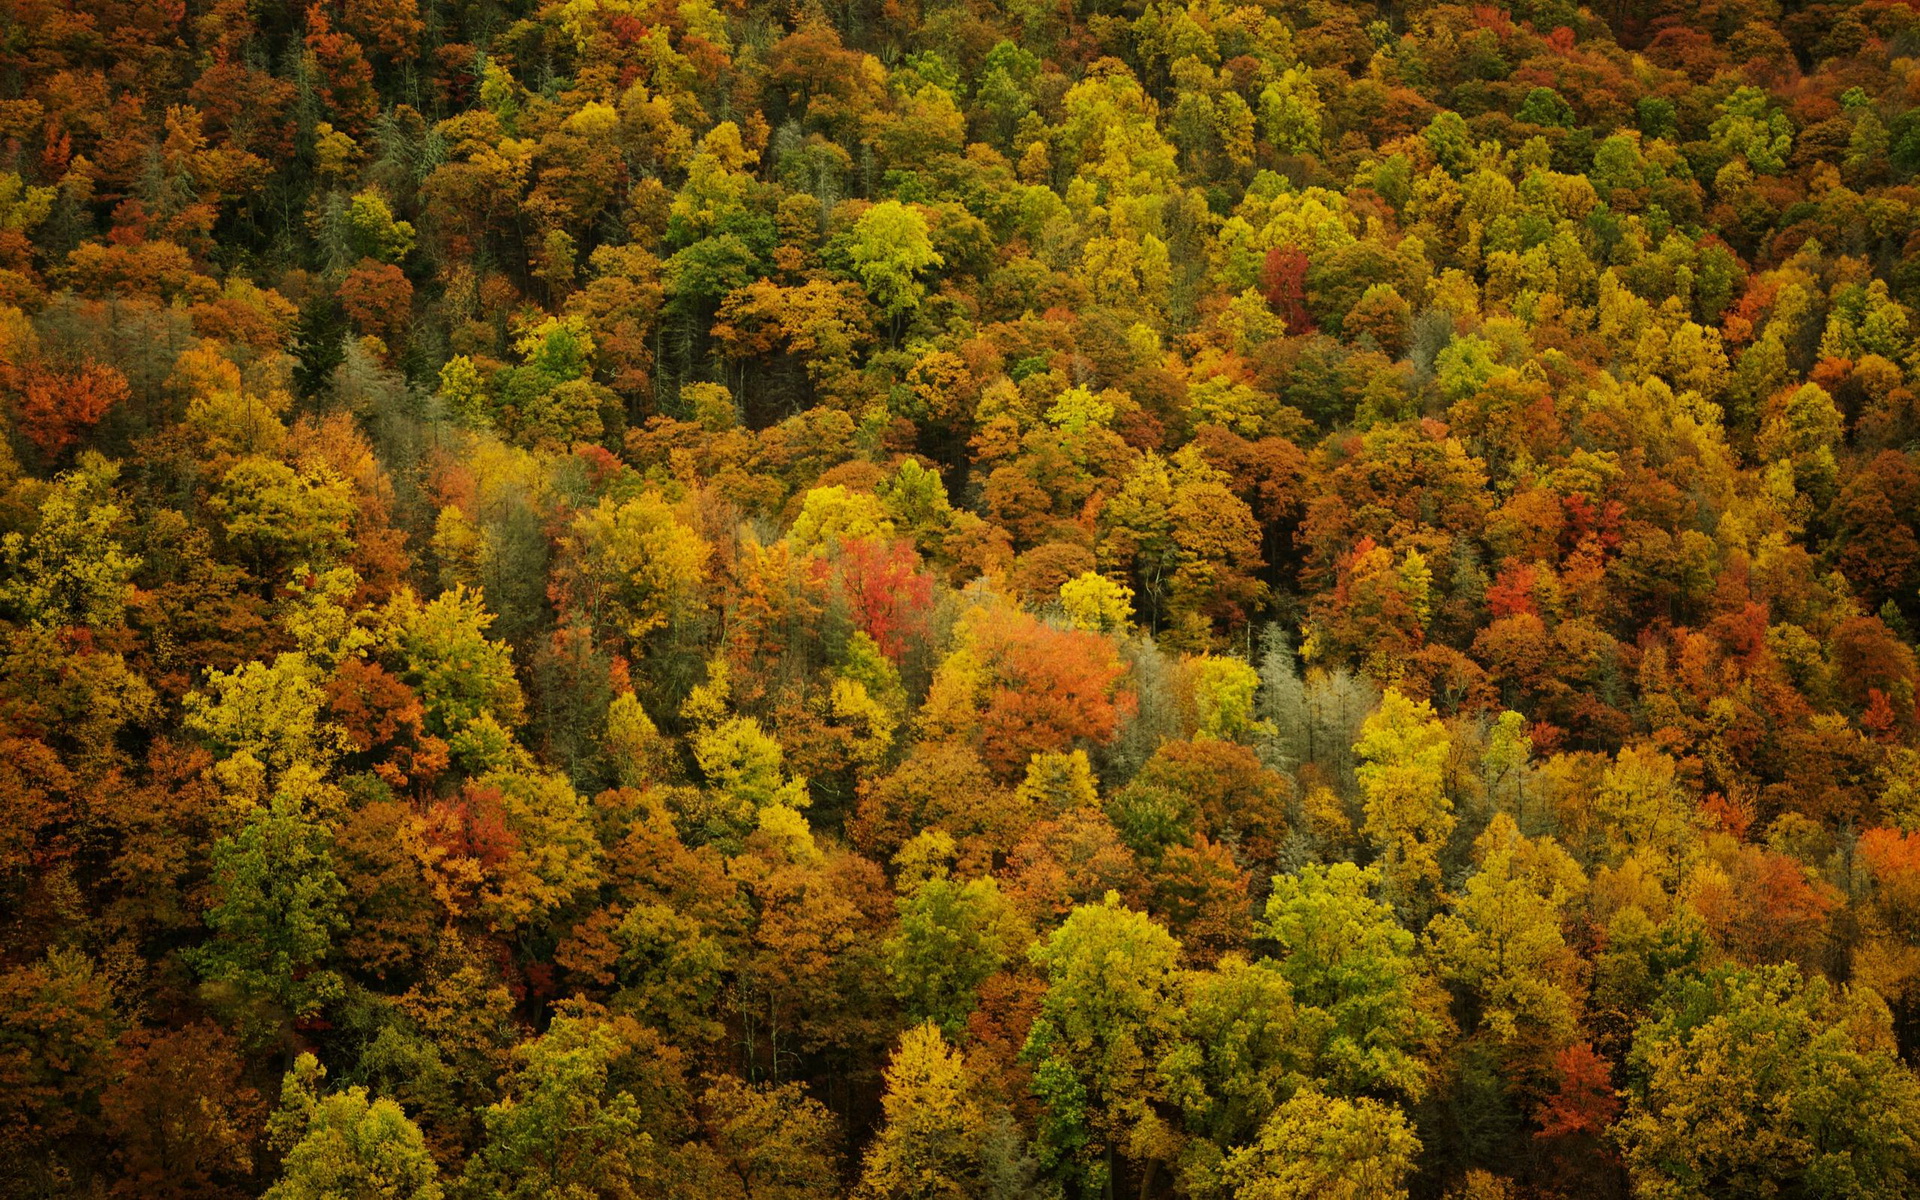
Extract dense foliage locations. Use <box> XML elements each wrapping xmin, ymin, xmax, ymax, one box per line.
<box><xmin>6</xmin><ymin>0</ymin><xmax>1920</xmax><ymax>1196</ymax></box>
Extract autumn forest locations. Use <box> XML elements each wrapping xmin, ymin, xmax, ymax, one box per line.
<box><xmin>5</xmin><ymin>0</ymin><xmax>1920</xmax><ymax>1196</ymax></box>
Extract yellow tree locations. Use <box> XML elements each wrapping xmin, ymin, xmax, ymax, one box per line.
<box><xmin>1190</xmin><ymin>655</ymin><xmax>1273</xmax><ymax>744</ymax></box>
<box><xmin>1354</xmin><ymin>689</ymin><xmax>1455</xmax><ymax>919</ymax></box>
<box><xmin>856</xmin><ymin>1023</ymin><xmax>1038</xmax><ymax>1200</ymax></box>
<box><xmin>1221</xmin><ymin>1089</ymin><xmax>1420</xmax><ymax>1200</ymax></box>
<box><xmin>561</xmin><ymin>490</ymin><xmax>710</xmax><ymax>648</ymax></box>
<box><xmin>1426</xmin><ymin>815</ymin><xmax>1587</xmax><ymax>1074</ymax></box>
<box><xmin>265</xmin><ymin>1056</ymin><xmax>440</xmax><ymax>1200</ymax></box>
<box><xmin>1059</xmin><ymin>571</ymin><xmax>1133</xmax><ymax>634</ymax></box>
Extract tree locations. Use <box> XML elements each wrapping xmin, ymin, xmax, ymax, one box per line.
<box><xmin>1426</xmin><ymin>815</ymin><xmax>1586</xmax><ymax>1057</ymax></box>
<box><xmin>210</xmin><ymin>456</ymin><xmax>357</xmax><ymax>575</ymax></box>
<box><xmin>1221</xmin><ymin>1090</ymin><xmax>1420</xmax><ymax>1200</ymax></box>
<box><xmin>561</xmin><ymin>491</ymin><xmax>710</xmax><ymax>647</ymax></box>
<box><xmin>1345</xmin><ymin>285</ymin><xmax>1411</xmax><ymax>358</ymax></box>
<box><xmin>692</xmin><ymin>1075</ymin><xmax>841</xmax><ymax>1200</ymax></box>
<box><xmin>682</xmin><ymin>682</ymin><xmax>812</xmax><ymax>849</ymax></box>
<box><xmin>357</xmin><ymin>938</ymin><xmax>521</xmax><ymax>1156</ymax></box>
<box><xmin>845</xmin><ymin>200</ymin><xmax>942</xmax><ymax>324</ymax></box>
<box><xmin>266</xmin><ymin>1055</ymin><xmax>441</xmax><ymax>1200</ymax></box>
<box><xmin>343</xmin><ymin>189</ymin><xmax>415</xmax><ymax>261</ymax></box>
<box><xmin>732</xmin><ymin>845</ymin><xmax>894</xmax><ymax>1065</ymax></box>
<box><xmin>0</xmin><ymin>948</ymin><xmax>120</xmax><ymax>1165</ymax></box>
<box><xmin>1110</xmin><ymin>738</ymin><xmax>1292</xmax><ymax>877</ymax></box>
<box><xmin>1593</xmin><ymin>745</ymin><xmax>1700</xmax><ymax>884</ymax></box>
<box><xmin>818</xmin><ymin>537</ymin><xmax>934</xmax><ymax>663</ymax></box>
<box><xmin>1005</xmin><ymin>807</ymin><xmax>1145</xmax><ymax>925</ymax></box>
<box><xmin>1259</xmin><ymin>246</ymin><xmax>1313</xmax><ymax>334</ymax></box>
<box><xmin>1711</xmin><ymin>87</ymin><xmax>1793</xmax><ymax>175</ymax></box>
<box><xmin>1022</xmin><ymin>894</ymin><xmax>1184</xmax><ymax>1196</ymax></box>
<box><xmin>1258</xmin><ymin>67</ymin><xmax>1324</xmax><ymax>155</ymax></box>
<box><xmin>459</xmin><ymin>1008</ymin><xmax>685</xmax><ymax>1200</ymax></box>
<box><xmin>1100</xmin><ymin>448</ymin><xmax>1267</xmax><ymax>642</ymax></box>
<box><xmin>339</xmin><ymin>258</ymin><xmax>412</xmax><ymax>351</ymax></box>
<box><xmin>334</xmin><ymin>794</ymin><xmax>440</xmax><ymax>976</ymax></box>
<box><xmin>1855</xmin><ymin>826</ymin><xmax>1920</xmax><ymax>1033</ymax></box>
<box><xmin>1615</xmin><ymin>965</ymin><xmax>1920</xmax><ymax>1199</ymax></box>
<box><xmin>420</xmin><ymin>770</ymin><xmax>601</xmax><ymax>934</ymax></box>
<box><xmin>1157</xmin><ymin>954</ymin><xmax>1303</xmax><ymax>1193</ymax></box>
<box><xmin>1354</xmin><ymin>689</ymin><xmax>1455</xmax><ymax>918</ymax></box>
<box><xmin>1516</xmin><ymin>87</ymin><xmax>1576</xmax><ymax>128</ymax></box>
<box><xmin>1757</xmin><ymin>382</ymin><xmax>1844</xmax><ymax>509</ymax></box>
<box><xmin>13</xmin><ymin>361</ymin><xmax>129</xmax><ymax>458</ymax></box>
<box><xmin>923</xmin><ymin>601</ymin><xmax>1132</xmax><ymax>780</ymax></box>
<box><xmin>788</xmin><ymin>484</ymin><xmax>896</xmax><ymax>553</ymax></box>
<box><xmin>606</xmin><ymin>690</ymin><xmax>672</xmax><ymax>787</ymax></box>
<box><xmin>857</xmin><ymin>1023</ymin><xmax>1041</xmax><ymax>1200</ymax></box>
<box><xmin>492</xmin><ymin>316</ymin><xmax>608</xmax><ymax>449</ymax></box>
<box><xmin>0</xmin><ymin>452</ymin><xmax>139</xmax><ymax>629</ymax></box>
<box><xmin>852</xmin><ymin>741</ymin><xmax>1022</xmax><ymax>869</ymax></box>
<box><xmin>386</xmin><ymin>584</ymin><xmax>527</xmax><ymax>756</ymax></box>
<box><xmin>103</xmin><ymin>1022</ymin><xmax>262</xmax><ymax>1199</ymax></box>
<box><xmin>1424</xmin><ymin>110</ymin><xmax>1474</xmax><ymax>174</ymax></box>
<box><xmin>885</xmin><ymin>871</ymin><xmax>1029</xmax><ymax>1036</ymax></box>
<box><xmin>188</xmin><ymin>766</ymin><xmax>348</xmax><ymax>1031</ymax></box>
<box><xmin>1191</xmin><ymin>655</ymin><xmax>1273</xmax><ymax>743</ymax></box>
<box><xmin>1259</xmin><ymin>863</ymin><xmax>1439</xmax><ymax>1101</ymax></box>
<box><xmin>1145</xmin><ymin>836</ymin><xmax>1253</xmax><ymax>965</ymax></box>
<box><xmin>185</xmin><ymin>651</ymin><xmax>349</xmax><ymax>777</ymax></box>
<box><xmin>1060</xmin><ymin>571</ymin><xmax>1134</xmax><ymax>633</ymax></box>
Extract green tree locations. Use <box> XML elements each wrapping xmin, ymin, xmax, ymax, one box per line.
<box><xmin>488</xmin><ymin>317</ymin><xmax>613</xmax><ymax>448</ymax></box>
<box><xmin>1157</xmin><ymin>954</ymin><xmax>1304</xmax><ymax>1194</ymax></box>
<box><xmin>189</xmin><ymin>766</ymin><xmax>348</xmax><ymax>1031</ymax></box>
<box><xmin>1259</xmin><ymin>863</ymin><xmax>1438</xmax><ymax>1101</ymax></box>
<box><xmin>1022</xmin><ymin>894</ymin><xmax>1184</xmax><ymax>1196</ymax></box>
<box><xmin>846</xmin><ymin>200</ymin><xmax>943</xmax><ymax>322</ymax></box>
<box><xmin>1710</xmin><ymin>86</ymin><xmax>1793</xmax><ymax>174</ymax></box>
<box><xmin>386</xmin><ymin>584</ymin><xmax>528</xmax><ymax>755</ymax></box>
<box><xmin>884</xmin><ymin>871</ymin><xmax>1028</xmax><ymax>1036</ymax></box>
<box><xmin>1257</xmin><ymin>67</ymin><xmax>1323</xmax><ymax>155</ymax></box>
<box><xmin>1516</xmin><ymin>87</ymin><xmax>1576</xmax><ymax>128</ymax></box>
<box><xmin>1424</xmin><ymin>110</ymin><xmax>1473</xmax><ymax>174</ymax></box>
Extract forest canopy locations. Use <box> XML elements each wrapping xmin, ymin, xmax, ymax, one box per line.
<box><xmin>5</xmin><ymin>0</ymin><xmax>1920</xmax><ymax>1197</ymax></box>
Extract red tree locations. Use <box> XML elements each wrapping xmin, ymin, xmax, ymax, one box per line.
<box><xmin>815</xmin><ymin>536</ymin><xmax>934</xmax><ymax>662</ymax></box>
<box><xmin>338</xmin><ymin>258</ymin><xmax>414</xmax><ymax>353</ymax></box>
<box><xmin>14</xmin><ymin>362</ymin><xmax>130</xmax><ymax>458</ymax></box>
<box><xmin>1259</xmin><ymin>245</ymin><xmax>1314</xmax><ymax>334</ymax></box>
